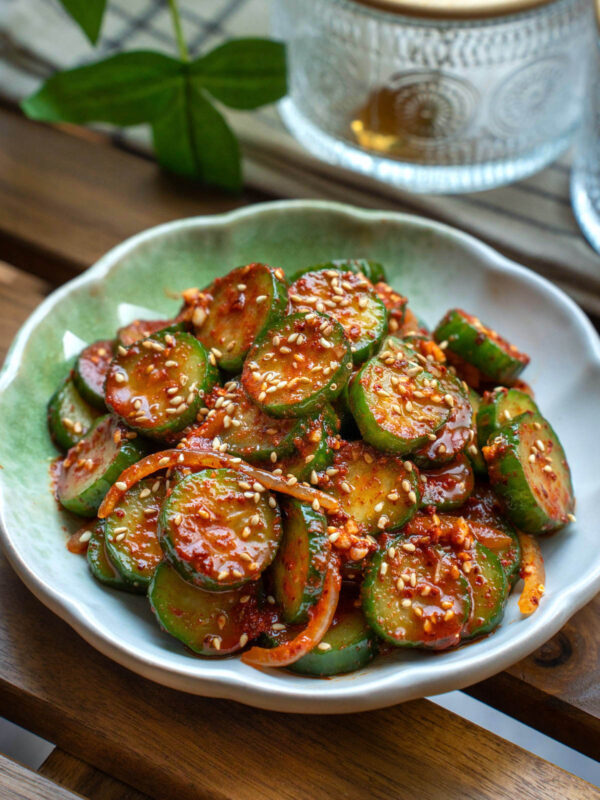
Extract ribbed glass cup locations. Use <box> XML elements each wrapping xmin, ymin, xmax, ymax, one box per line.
<box><xmin>273</xmin><ymin>0</ymin><xmax>592</xmax><ymax>194</ymax></box>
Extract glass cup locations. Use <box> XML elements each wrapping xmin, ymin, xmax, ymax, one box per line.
<box><xmin>571</xmin><ymin>2</ymin><xmax>600</xmax><ymax>253</ymax></box>
<box><xmin>273</xmin><ymin>0</ymin><xmax>592</xmax><ymax>194</ymax></box>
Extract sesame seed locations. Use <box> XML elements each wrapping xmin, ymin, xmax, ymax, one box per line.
<box><xmin>165</xmin><ymin>360</ymin><xmax>178</xmax><ymax>367</ymax></box>
<box><xmin>312</xmin><ymin>499</ymin><xmax>321</xmax><ymax>512</ymax></box>
<box><xmin>408</xmin><ymin>491</ymin><xmax>417</xmax><ymax>504</ymax></box>
<box><xmin>158</xmin><ymin>456</ymin><xmax>170</xmax><ymax>466</ymax></box>
<box><xmin>402</xmin><ymin>542</ymin><xmax>416</xmax><ymax>552</ymax></box>
<box><xmin>79</xmin><ymin>530</ymin><xmax>92</xmax><ymax>543</ymax></box>
<box><xmin>152</xmin><ymin>480</ymin><xmax>161</xmax><ymax>493</ymax></box>
<box><xmin>268</xmin><ymin>497</ymin><xmax>277</xmax><ymax>508</ymax></box>
<box><xmin>374</xmin><ymin>501</ymin><xmax>384</xmax><ymax>513</ymax></box>
<box><xmin>396</xmin><ymin>577</ymin><xmax>405</xmax><ymax>590</ymax></box>
<box><xmin>113</xmin><ymin>526</ymin><xmax>128</xmax><ymax>535</ymax></box>
<box><xmin>536</xmin><ymin>439</ymin><xmax>545</xmax><ymax>452</ymax></box>
<box><xmin>174</xmin><ymin>513</ymin><xmax>183</xmax><ymax>526</ymax></box>
<box><xmin>239</xmin><ymin>633</ymin><xmax>249</xmax><ymax>647</ymax></box>
<box><xmin>114</xmin><ymin>373</ymin><xmax>126</xmax><ymax>384</ymax></box>
<box><xmin>379</xmin><ymin>562</ymin><xmax>388</xmax><ymax>576</ymax></box>
<box><xmin>256</xmin><ymin>295</ymin><xmax>267</xmax><ymax>303</ymax></box>
<box><xmin>115</xmin><ymin>481</ymin><xmax>127</xmax><ymax>491</ymax></box>
<box><xmin>217</xmin><ymin>570</ymin><xmax>229</xmax><ymax>581</ymax></box>
<box><xmin>287</xmin><ymin>476</ymin><xmax>298</xmax><ymax>486</ymax></box>
<box><xmin>212</xmin><ymin>636</ymin><xmax>222</xmax><ymax>651</ymax></box>
<box><xmin>401</xmin><ymin>598</ymin><xmax>412</xmax><ymax>608</ymax></box>
<box><xmin>115</xmin><ymin>533</ymin><xmax>126</xmax><ymax>542</ymax></box>
<box><xmin>401</xmin><ymin>479</ymin><xmax>411</xmax><ymax>493</ymax></box>
<box><xmin>272</xmin><ymin>623</ymin><xmax>286</xmax><ymax>631</ymax></box>
<box><xmin>341</xmin><ymin>481</ymin><xmax>352</xmax><ymax>494</ymax></box>
<box><xmin>317</xmin><ymin>642</ymin><xmax>332</xmax><ymax>651</ymax></box>
<box><xmin>533</xmin><ymin>421</ymin><xmax>542</xmax><ymax>430</ymax></box>
<box><xmin>239</xmin><ymin>595</ymin><xmax>250</xmax><ymax>604</ymax></box>
<box><xmin>404</xmin><ymin>461</ymin><xmax>413</xmax><ymax>472</ymax></box>
<box><xmin>377</xmin><ymin>515</ymin><xmax>389</xmax><ymax>530</ymax></box>
<box><xmin>237</xmin><ymin>283</ymin><xmax>247</xmax><ymax>291</ymax></box>
<box><xmin>567</xmin><ymin>513</ymin><xmax>576</xmax><ymax>522</ymax></box>
<box><xmin>329</xmin><ymin>532</ymin><xmax>340</xmax><ymax>544</ymax></box>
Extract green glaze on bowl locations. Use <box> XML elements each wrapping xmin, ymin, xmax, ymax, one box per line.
<box><xmin>1</xmin><ymin>200</ymin><xmax>599</xmax><ymax>713</ymax></box>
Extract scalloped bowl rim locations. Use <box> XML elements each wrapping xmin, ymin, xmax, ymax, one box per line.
<box><xmin>1</xmin><ymin>199</ymin><xmax>599</xmax><ymax>713</ymax></box>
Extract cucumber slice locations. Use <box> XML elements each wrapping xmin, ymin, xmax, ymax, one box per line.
<box><xmin>483</xmin><ymin>412</ymin><xmax>575</xmax><ymax>534</ymax></box>
<box><xmin>277</xmin><ymin>406</ymin><xmax>338</xmax><ymax>481</ymax></box>
<box><xmin>87</xmin><ymin>523</ymin><xmax>139</xmax><ymax>591</ymax></box>
<box><xmin>271</xmin><ymin>499</ymin><xmax>329</xmax><ymax>624</ymax></box>
<box><xmin>57</xmin><ymin>415</ymin><xmax>147</xmax><ymax>517</ymax></box>
<box><xmin>465</xmin><ymin>389</ymin><xmax>487</xmax><ymax>475</ymax></box>
<box><xmin>477</xmin><ymin>387</ymin><xmax>540</xmax><ymax>448</ymax></box>
<box><xmin>105</xmin><ymin>330</ymin><xmax>218</xmax><ymax>439</ymax></box>
<box><xmin>159</xmin><ymin>468</ymin><xmax>282</xmax><ymax>591</ymax></box>
<box><xmin>195</xmin><ymin>263</ymin><xmax>288</xmax><ymax>372</ymax></box>
<box><xmin>194</xmin><ymin>381</ymin><xmax>303</xmax><ymax>464</ymax></box>
<box><xmin>461</xmin><ymin>542</ymin><xmax>508</xmax><ymax>639</ymax></box>
<box><xmin>104</xmin><ymin>477</ymin><xmax>165</xmax><ymax>590</ymax></box>
<box><xmin>149</xmin><ymin>562</ymin><xmax>265</xmax><ymax>656</ymax></box>
<box><xmin>117</xmin><ymin>319</ymin><xmax>185</xmax><ymax>347</ymax></box>
<box><xmin>73</xmin><ymin>339</ymin><xmax>114</xmax><ymax>410</ymax></box>
<box><xmin>457</xmin><ymin>483</ymin><xmax>521</xmax><ymax>586</ymax></box>
<box><xmin>288</xmin><ymin>269</ymin><xmax>388</xmax><ymax>363</ymax></box>
<box><xmin>362</xmin><ymin>533</ymin><xmax>471</xmax><ymax>649</ymax></box>
<box><xmin>242</xmin><ymin>312</ymin><xmax>352</xmax><ymax>418</ymax></box>
<box><xmin>420</xmin><ymin>454</ymin><xmax>474</xmax><ymax>511</ymax></box>
<box><xmin>323</xmin><ymin>440</ymin><xmax>420</xmax><ymax>536</ymax></box>
<box><xmin>291</xmin><ymin>259</ymin><xmax>386</xmax><ymax>284</ymax></box>
<box><xmin>47</xmin><ymin>376</ymin><xmax>101</xmax><ymax>450</ymax></box>
<box><xmin>373</xmin><ymin>282</ymin><xmax>407</xmax><ymax>336</ymax></box>
<box><xmin>290</xmin><ymin>590</ymin><xmax>377</xmax><ymax>676</ymax></box>
<box><xmin>412</xmin><ymin>372</ymin><xmax>473</xmax><ymax>467</ymax></box>
<box><xmin>349</xmin><ymin>338</ymin><xmax>451</xmax><ymax>455</ymax></box>
<box><xmin>434</xmin><ymin>309</ymin><xmax>530</xmax><ymax>384</ymax></box>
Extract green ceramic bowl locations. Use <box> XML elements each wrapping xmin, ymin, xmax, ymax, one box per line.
<box><xmin>1</xmin><ymin>200</ymin><xmax>599</xmax><ymax>713</ymax></box>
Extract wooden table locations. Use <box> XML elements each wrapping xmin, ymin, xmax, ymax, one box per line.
<box><xmin>0</xmin><ymin>104</ymin><xmax>598</xmax><ymax>800</ymax></box>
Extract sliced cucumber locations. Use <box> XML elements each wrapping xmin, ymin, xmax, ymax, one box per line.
<box><xmin>483</xmin><ymin>412</ymin><xmax>575</xmax><ymax>534</ymax></box>
<box><xmin>362</xmin><ymin>533</ymin><xmax>471</xmax><ymax>649</ymax></box>
<box><xmin>195</xmin><ymin>381</ymin><xmax>302</xmax><ymax>464</ymax></box>
<box><xmin>413</xmin><ymin>372</ymin><xmax>473</xmax><ymax>467</ymax></box>
<box><xmin>373</xmin><ymin>282</ymin><xmax>407</xmax><ymax>336</ymax></box>
<box><xmin>271</xmin><ymin>499</ymin><xmax>329</xmax><ymax>624</ymax></box>
<box><xmin>291</xmin><ymin>259</ymin><xmax>386</xmax><ymax>284</ymax></box>
<box><xmin>277</xmin><ymin>406</ymin><xmax>338</xmax><ymax>481</ymax></box>
<box><xmin>47</xmin><ymin>376</ymin><xmax>101</xmax><ymax>450</ymax></box>
<box><xmin>289</xmin><ymin>269</ymin><xmax>387</xmax><ymax>363</ymax></box>
<box><xmin>149</xmin><ymin>562</ymin><xmax>265</xmax><ymax>656</ymax></box>
<box><xmin>159</xmin><ymin>468</ymin><xmax>282</xmax><ymax>591</ymax></box>
<box><xmin>105</xmin><ymin>330</ymin><xmax>218</xmax><ymax>438</ymax></box>
<box><xmin>466</xmin><ymin>389</ymin><xmax>487</xmax><ymax>475</ymax></box>
<box><xmin>323</xmin><ymin>440</ymin><xmax>420</xmax><ymax>536</ymax></box>
<box><xmin>87</xmin><ymin>522</ymin><xmax>138</xmax><ymax>592</ymax></box>
<box><xmin>461</xmin><ymin>542</ymin><xmax>508</xmax><ymax>639</ymax></box>
<box><xmin>242</xmin><ymin>312</ymin><xmax>352</xmax><ymax>418</ymax></box>
<box><xmin>434</xmin><ymin>309</ymin><xmax>530</xmax><ymax>384</ymax></box>
<box><xmin>117</xmin><ymin>318</ymin><xmax>184</xmax><ymax>347</ymax></box>
<box><xmin>420</xmin><ymin>454</ymin><xmax>474</xmax><ymax>511</ymax></box>
<box><xmin>477</xmin><ymin>387</ymin><xmax>540</xmax><ymax>448</ymax></box>
<box><xmin>349</xmin><ymin>338</ymin><xmax>451</xmax><ymax>455</ymax></box>
<box><xmin>290</xmin><ymin>589</ymin><xmax>377</xmax><ymax>676</ymax></box>
<box><xmin>73</xmin><ymin>339</ymin><xmax>114</xmax><ymax>409</ymax></box>
<box><xmin>195</xmin><ymin>262</ymin><xmax>288</xmax><ymax>372</ymax></box>
<box><xmin>57</xmin><ymin>415</ymin><xmax>147</xmax><ymax>517</ymax></box>
<box><xmin>104</xmin><ymin>477</ymin><xmax>165</xmax><ymax>590</ymax></box>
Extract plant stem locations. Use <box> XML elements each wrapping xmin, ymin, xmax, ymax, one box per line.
<box><xmin>168</xmin><ymin>0</ymin><xmax>189</xmax><ymax>62</ymax></box>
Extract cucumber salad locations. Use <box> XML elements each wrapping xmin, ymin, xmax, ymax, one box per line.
<box><xmin>49</xmin><ymin>260</ymin><xmax>575</xmax><ymax>675</ymax></box>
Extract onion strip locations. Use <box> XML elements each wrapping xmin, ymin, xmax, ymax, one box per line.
<box><xmin>97</xmin><ymin>448</ymin><xmax>339</xmax><ymax>519</ymax></box>
<box><xmin>241</xmin><ymin>563</ymin><xmax>341</xmax><ymax>668</ymax></box>
<box><xmin>518</xmin><ymin>531</ymin><xmax>545</xmax><ymax>615</ymax></box>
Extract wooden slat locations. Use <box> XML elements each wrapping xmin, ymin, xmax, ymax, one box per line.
<box><xmin>0</xmin><ymin>556</ymin><xmax>595</xmax><ymax>800</ymax></box>
<box><xmin>0</xmin><ymin>753</ymin><xmax>83</xmax><ymax>800</ymax></box>
<box><xmin>39</xmin><ymin>750</ymin><xmax>149</xmax><ymax>800</ymax></box>
<box><xmin>0</xmin><ymin>105</ymin><xmax>266</xmax><ymax>286</ymax></box>
<box><xmin>0</xmin><ymin>261</ymin><xmax>50</xmax><ymax>362</ymax></box>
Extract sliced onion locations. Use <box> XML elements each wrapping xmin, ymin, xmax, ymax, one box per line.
<box><xmin>466</xmin><ymin>520</ymin><xmax>514</xmax><ymax>551</ymax></box>
<box><xmin>241</xmin><ymin>563</ymin><xmax>341</xmax><ymax>668</ymax></box>
<box><xmin>518</xmin><ymin>532</ymin><xmax>545</xmax><ymax>615</ymax></box>
<box><xmin>97</xmin><ymin>448</ymin><xmax>339</xmax><ymax>519</ymax></box>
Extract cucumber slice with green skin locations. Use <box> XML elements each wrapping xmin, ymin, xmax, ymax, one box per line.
<box><xmin>288</xmin><ymin>269</ymin><xmax>388</xmax><ymax>364</ymax></box>
<box><xmin>373</xmin><ymin>282</ymin><xmax>407</xmax><ymax>336</ymax></box>
<box><xmin>149</xmin><ymin>562</ymin><xmax>268</xmax><ymax>656</ymax></box>
<box><xmin>104</xmin><ymin>477</ymin><xmax>165</xmax><ymax>590</ymax></box>
<box><xmin>457</xmin><ymin>484</ymin><xmax>521</xmax><ymax>586</ymax></box>
<box><xmin>87</xmin><ymin>523</ymin><xmax>139</xmax><ymax>591</ymax></box>
<box><xmin>483</xmin><ymin>412</ymin><xmax>575</xmax><ymax>534</ymax></box>
<box><xmin>466</xmin><ymin>389</ymin><xmax>487</xmax><ymax>475</ymax></box>
<box><xmin>420</xmin><ymin>454</ymin><xmax>474</xmax><ymax>511</ymax></box>
<box><xmin>362</xmin><ymin>533</ymin><xmax>471</xmax><ymax>649</ymax></box>
<box><xmin>117</xmin><ymin>319</ymin><xmax>185</xmax><ymax>347</ymax></box>
<box><xmin>277</xmin><ymin>406</ymin><xmax>338</xmax><ymax>481</ymax></box>
<box><xmin>47</xmin><ymin>376</ymin><xmax>101</xmax><ymax>450</ymax></box>
<box><xmin>271</xmin><ymin>499</ymin><xmax>330</xmax><ymax>624</ymax></box>
<box><xmin>290</xmin><ymin>259</ymin><xmax>387</xmax><ymax>284</ymax></box>
<box><xmin>195</xmin><ymin>263</ymin><xmax>289</xmax><ymax>373</ymax></box>
<box><xmin>290</xmin><ymin>590</ymin><xmax>377</xmax><ymax>676</ymax></box>
<box><xmin>461</xmin><ymin>542</ymin><xmax>508</xmax><ymax>639</ymax></box>
<box><xmin>57</xmin><ymin>415</ymin><xmax>147</xmax><ymax>517</ymax></box>
<box><xmin>73</xmin><ymin>339</ymin><xmax>114</xmax><ymax>410</ymax></box>
<box><xmin>159</xmin><ymin>468</ymin><xmax>282</xmax><ymax>592</ymax></box>
<box><xmin>242</xmin><ymin>312</ymin><xmax>352</xmax><ymax>418</ymax></box>
<box><xmin>193</xmin><ymin>381</ymin><xmax>303</xmax><ymax>464</ymax></box>
<box><xmin>412</xmin><ymin>372</ymin><xmax>473</xmax><ymax>467</ymax></box>
<box><xmin>477</xmin><ymin>387</ymin><xmax>540</xmax><ymax>449</ymax></box>
<box><xmin>322</xmin><ymin>440</ymin><xmax>420</xmax><ymax>536</ymax></box>
<box><xmin>434</xmin><ymin>309</ymin><xmax>530</xmax><ymax>384</ymax></box>
<box><xmin>105</xmin><ymin>330</ymin><xmax>218</xmax><ymax>439</ymax></box>
<box><xmin>348</xmin><ymin>338</ymin><xmax>451</xmax><ymax>455</ymax></box>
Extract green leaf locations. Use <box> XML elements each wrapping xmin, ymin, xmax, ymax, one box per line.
<box><xmin>152</xmin><ymin>80</ymin><xmax>241</xmax><ymax>192</ymax></box>
<box><xmin>57</xmin><ymin>0</ymin><xmax>107</xmax><ymax>45</ymax></box>
<box><xmin>190</xmin><ymin>38</ymin><xmax>287</xmax><ymax>110</ymax></box>
<box><xmin>21</xmin><ymin>52</ymin><xmax>183</xmax><ymax>126</ymax></box>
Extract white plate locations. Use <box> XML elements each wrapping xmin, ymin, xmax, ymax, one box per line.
<box><xmin>1</xmin><ymin>200</ymin><xmax>599</xmax><ymax>713</ymax></box>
